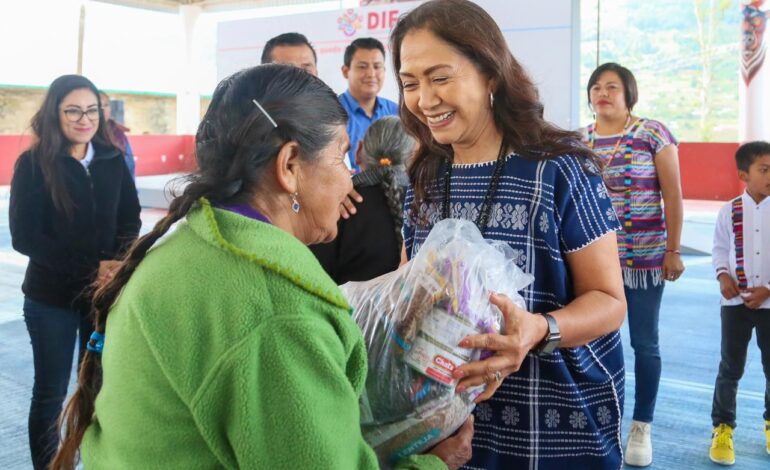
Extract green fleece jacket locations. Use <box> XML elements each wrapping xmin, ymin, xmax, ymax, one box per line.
<box><xmin>81</xmin><ymin>200</ymin><xmax>445</xmax><ymax>470</ymax></box>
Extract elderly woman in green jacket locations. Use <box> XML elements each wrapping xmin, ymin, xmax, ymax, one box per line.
<box><xmin>50</xmin><ymin>65</ymin><xmax>472</xmax><ymax>470</ymax></box>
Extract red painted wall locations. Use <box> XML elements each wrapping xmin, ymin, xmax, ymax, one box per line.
<box><xmin>677</xmin><ymin>142</ymin><xmax>742</xmax><ymax>200</ymax></box>
<box><xmin>0</xmin><ymin>137</ymin><xmax>747</xmax><ymax>201</ymax></box>
<box><xmin>0</xmin><ymin>135</ymin><xmax>196</xmax><ymax>184</ymax></box>
<box><xmin>0</xmin><ymin>135</ymin><xmax>32</xmax><ymax>184</ymax></box>
<box><xmin>131</xmin><ymin>135</ymin><xmax>196</xmax><ymax>176</ymax></box>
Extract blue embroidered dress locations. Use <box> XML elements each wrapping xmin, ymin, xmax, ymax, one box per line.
<box><xmin>403</xmin><ymin>153</ymin><xmax>625</xmax><ymax>470</ymax></box>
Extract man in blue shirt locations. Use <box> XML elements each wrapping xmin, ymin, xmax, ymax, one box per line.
<box><xmin>339</xmin><ymin>37</ymin><xmax>399</xmax><ymax>173</ymax></box>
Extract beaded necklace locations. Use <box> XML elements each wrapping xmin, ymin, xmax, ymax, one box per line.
<box><xmin>441</xmin><ymin>142</ymin><xmax>507</xmax><ymax>234</ymax></box>
<box><xmin>587</xmin><ymin>117</ymin><xmax>644</xmax><ymax>267</ymax></box>
<box><xmin>731</xmin><ymin>197</ymin><xmax>748</xmax><ymax>289</ymax></box>
<box><xmin>588</xmin><ymin>115</ymin><xmax>631</xmax><ymax>158</ymax></box>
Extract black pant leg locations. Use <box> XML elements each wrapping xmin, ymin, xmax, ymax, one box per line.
<box><xmin>711</xmin><ymin>305</ymin><xmax>755</xmax><ymax>428</ymax></box>
<box><xmin>751</xmin><ymin>308</ymin><xmax>770</xmax><ymax>421</ymax></box>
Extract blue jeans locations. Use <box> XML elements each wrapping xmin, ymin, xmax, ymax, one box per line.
<box><xmin>625</xmin><ymin>282</ymin><xmax>665</xmax><ymax>423</ymax></box>
<box><xmin>23</xmin><ymin>297</ymin><xmax>93</xmax><ymax>470</ymax></box>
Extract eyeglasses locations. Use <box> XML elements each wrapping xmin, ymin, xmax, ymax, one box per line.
<box><xmin>63</xmin><ymin>108</ymin><xmax>99</xmax><ymax>123</ymax></box>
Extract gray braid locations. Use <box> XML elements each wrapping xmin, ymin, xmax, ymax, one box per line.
<box><xmin>358</xmin><ymin>116</ymin><xmax>415</xmax><ymax>247</ymax></box>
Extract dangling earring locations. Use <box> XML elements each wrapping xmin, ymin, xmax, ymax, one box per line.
<box><xmin>489</xmin><ymin>92</ymin><xmax>494</xmax><ymax>108</ymax></box>
<box><xmin>291</xmin><ymin>192</ymin><xmax>300</xmax><ymax>213</ymax></box>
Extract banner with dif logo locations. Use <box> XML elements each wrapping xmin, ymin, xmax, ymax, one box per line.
<box><xmin>217</xmin><ymin>0</ymin><xmax>579</xmax><ymax>129</ymax></box>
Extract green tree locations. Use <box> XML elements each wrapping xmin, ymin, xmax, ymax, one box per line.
<box><xmin>694</xmin><ymin>0</ymin><xmax>733</xmax><ymax>141</ymax></box>
<box><xmin>580</xmin><ymin>0</ymin><xmax>740</xmax><ymax>142</ymax></box>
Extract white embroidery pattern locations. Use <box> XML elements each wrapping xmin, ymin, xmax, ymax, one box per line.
<box><xmin>539</xmin><ymin>211</ymin><xmax>549</xmax><ymax>233</ymax></box>
<box><xmin>596</xmin><ymin>406</ymin><xmax>612</xmax><ymax>426</ymax></box>
<box><xmin>545</xmin><ymin>409</ymin><xmax>560</xmax><ymax>428</ymax></box>
<box><xmin>502</xmin><ymin>406</ymin><xmax>520</xmax><ymax>426</ymax></box>
<box><xmin>569</xmin><ymin>410</ymin><xmax>588</xmax><ymax>429</ymax></box>
<box><xmin>597</xmin><ymin>182</ymin><xmax>608</xmax><ymax>199</ymax></box>
<box><xmin>476</xmin><ymin>403</ymin><xmax>493</xmax><ymax>422</ymax></box>
<box><xmin>457</xmin><ymin>202</ymin><xmax>479</xmax><ymax>222</ymax></box>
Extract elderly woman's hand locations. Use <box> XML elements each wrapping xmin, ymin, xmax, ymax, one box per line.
<box><xmin>451</xmin><ymin>293</ymin><xmax>548</xmax><ymax>402</ymax></box>
<box><xmin>427</xmin><ymin>416</ymin><xmax>474</xmax><ymax>469</ymax></box>
<box><xmin>339</xmin><ymin>188</ymin><xmax>363</xmax><ymax>219</ymax></box>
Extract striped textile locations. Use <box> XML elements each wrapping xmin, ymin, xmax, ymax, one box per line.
<box><xmin>403</xmin><ymin>153</ymin><xmax>624</xmax><ymax>470</ymax></box>
<box><xmin>582</xmin><ymin>119</ymin><xmax>678</xmax><ymax>288</ymax></box>
<box><xmin>731</xmin><ymin>196</ymin><xmax>748</xmax><ymax>289</ymax></box>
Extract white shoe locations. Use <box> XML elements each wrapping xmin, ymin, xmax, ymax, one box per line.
<box><xmin>624</xmin><ymin>420</ymin><xmax>653</xmax><ymax>467</ymax></box>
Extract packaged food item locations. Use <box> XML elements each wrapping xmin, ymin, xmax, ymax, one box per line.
<box><xmin>341</xmin><ymin>218</ymin><xmax>533</xmax><ymax>467</ymax></box>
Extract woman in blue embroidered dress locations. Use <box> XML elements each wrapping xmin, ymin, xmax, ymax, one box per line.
<box><xmin>391</xmin><ymin>1</ymin><xmax>627</xmax><ymax>468</ymax></box>
<box><xmin>584</xmin><ymin>63</ymin><xmax>684</xmax><ymax>467</ymax></box>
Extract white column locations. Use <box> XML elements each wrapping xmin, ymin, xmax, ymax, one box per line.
<box><xmin>77</xmin><ymin>2</ymin><xmax>86</xmax><ymax>74</ymax></box>
<box><xmin>739</xmin><ymin>0</ymin><xmax>770</xmax><ymax>143</ymax></box>
<box><xmin>177</xmin><ymin>5</ymin><xmax>202</xmax><ymax>135</ymax></box>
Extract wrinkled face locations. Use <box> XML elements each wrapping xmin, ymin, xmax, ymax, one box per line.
<box><xmin>343</xmin><ymin>48</ymin><xmax>386</xmax><ymax>100</ymax></box>
<box><xmin>270</xmin><ymin>44</ymin><xmax>318</xmax><ymax>76</ymax></box>
<box><xmin>297</xmin><ymin>125</ymin><xmax>353</xmax><ymax>244</ymax></box>
<box><xmin>740</xmin><ymin>154</ymin><xmax>770</xmax><ymax>200</ymax></box>
<box><xmin>59</xmin><ymin>88</ymin><xmax>99</xmax><ymax>146</ymax></box>
<box><xmin>589</xmin><ymin>71</ymin><xmax>628</xmax><ymax>119</ymax></box>
<box><xmin>399</xmin><ymin>29</ymin><xmax>494</xmax><ymax>148</ymax></box>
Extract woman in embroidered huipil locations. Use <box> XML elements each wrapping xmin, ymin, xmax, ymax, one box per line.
<box><xmin>392</xmin><ymin>1</ymin><xmax>627</xmax><ymax>469</ymax></box>
<box><xmin>584</xmin><ymin>62</ymin><xmax>685</xmax><ymax>467</ymax></box>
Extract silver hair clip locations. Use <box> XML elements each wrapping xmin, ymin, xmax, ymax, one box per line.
<box><xmin>252</xmin><ymin>99</ymin><xmax>278</xmax><ymax>128</ymax></box>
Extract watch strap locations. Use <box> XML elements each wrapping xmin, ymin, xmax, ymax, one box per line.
<box><xmin>535</xmin><ymin>312</ymin><xmax>561</xmax><ymax>355</ymax></box>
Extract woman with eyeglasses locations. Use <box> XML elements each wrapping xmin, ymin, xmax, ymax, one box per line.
<box><xmin>9</xmin><ymin>74</ymin><xmax>141</xmax><ymax>470</ymax></box>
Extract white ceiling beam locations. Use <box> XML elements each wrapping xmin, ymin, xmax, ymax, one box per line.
<box><xmin>90</xmin><ymin>0</ymin><xmax>288</xmax><ymax>13</ymax></box>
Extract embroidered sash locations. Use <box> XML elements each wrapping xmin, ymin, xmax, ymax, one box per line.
<box><xmin>731</xmin><ymin>197</ymin><xmax>748</xmax><ymax>289</ymax></box>
<box><xmin>587</xmin><ymin>119</ymin><xmax>645</xmax><ymax>267</ymax></box>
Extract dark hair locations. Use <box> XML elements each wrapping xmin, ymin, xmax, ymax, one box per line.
<box><xmin>587</xmin><ymin>62</ymin><xmax>639</xmax><ymax>112</ymax></box>
<box><xmin>344</xmin><ymin>37</ymin><xmax>386</xmax><ymax>67</ymax></box>
<box><xmin>24</xmin><ymin>75</ymin><xmax>113</xmax><ymax>220</ymax></box>
<box><xmin>359</xmin><ymin>116</ymin><xmax>415</xmax><ymax>246</ymax></box>
<box><xmin>735</xmin><ymin>140</ymin><xmax>770</xmax><ymax>172</ymax></box>
<box><xmin>51</xmin><ymin>64</ymin><xmax>348</xmax><ymax>470</ymax></box>
<box><xmin>261</xmin><ymin>32</ymin><xmax>317</xmax><ymax>65</ymax></box>
<box><xmin>390</xmin><ymin>0</ymin><xmax>600</xmax><ymax>214</ymax></box>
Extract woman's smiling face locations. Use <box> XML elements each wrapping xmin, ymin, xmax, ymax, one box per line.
<box><xmin>399</xmin><ymin>28</ymin><xmax>495</xmax><ymax>149</ymax></box>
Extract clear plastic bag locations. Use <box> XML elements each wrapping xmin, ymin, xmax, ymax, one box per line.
<box><xmin>340</xmin><ymin>219</ymin><xmax>533</xmax><ymax>467</ymax></box>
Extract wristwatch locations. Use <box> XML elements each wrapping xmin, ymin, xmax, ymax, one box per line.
<box><xmin>535</xmin><ymin>312</ymin><xmax>561</xmax><ymax>355</ymax></box>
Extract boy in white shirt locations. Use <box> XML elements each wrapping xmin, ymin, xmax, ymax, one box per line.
<box><xmin>709</xmin><ymin>141</ymin><xmax>770</xmax><ymax>466</ymax></box>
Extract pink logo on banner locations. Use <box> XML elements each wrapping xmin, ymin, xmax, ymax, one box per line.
<box><xmin>338</xmin><ymin>9</ymin><xmax>363</xmax><ymax>37</ymax></box>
